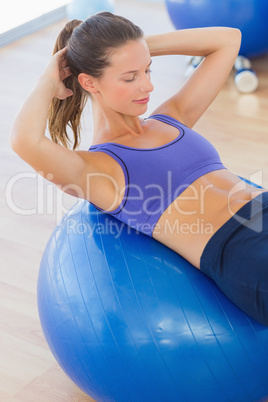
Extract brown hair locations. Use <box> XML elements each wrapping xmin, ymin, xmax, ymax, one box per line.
<box><xmin>48</xmin><ymin>12</ymin><xmax>144</xmax><ymax>150</ymax></box>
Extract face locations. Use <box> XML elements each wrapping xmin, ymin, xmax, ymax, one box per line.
<box><xmin>94</xmin><ymin>39</ymin><xmax>154</xmax><ymax>116</ymax></box>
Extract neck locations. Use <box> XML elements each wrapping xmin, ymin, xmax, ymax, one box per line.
<box><xmin>91</xmin><ymin>99</ymin><xmax>144</xmax><ymax>145</ymax></box>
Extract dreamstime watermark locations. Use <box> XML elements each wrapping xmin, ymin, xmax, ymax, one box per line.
<box><xmin>5</xmin><ymin>168</ymin><xmax>266</xmax><ymax>233</ymax></box>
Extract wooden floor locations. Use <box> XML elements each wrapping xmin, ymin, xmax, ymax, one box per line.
<box><xmin>1</xmin><ymin>0</ymin><xmax>268</xmax><ymax>401</ymax></box>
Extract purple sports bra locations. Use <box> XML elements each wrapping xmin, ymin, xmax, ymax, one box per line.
<box><xmin>88</xmin><ymin>114</ymin><xmax>226</xmax><ymax>236</ymax></box>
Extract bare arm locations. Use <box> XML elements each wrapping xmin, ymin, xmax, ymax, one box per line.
<box><xmin>9</xmin><ymin>48</ymin><xmax>87</xmax><ymax>193</ymax></box>
<box><xmin>146</xmin><ymin>27</ymin><xmax>241</xmax><ymax>127</ymax></box>
<box><xmin>9</xmin><ymin>48</ymin><xmax>135</xmax><ymax>211</ymax></box>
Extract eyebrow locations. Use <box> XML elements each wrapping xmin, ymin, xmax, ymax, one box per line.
<box><xmin>121</xmin><ymin>60</ymin><xmax>152</xmax><ymax>75</ymax></box>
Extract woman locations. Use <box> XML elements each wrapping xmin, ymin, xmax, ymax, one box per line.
<box><xmin>10</xmin><ymin>12</ymin><xmax>268</xmax><ymax>326</ymax></box>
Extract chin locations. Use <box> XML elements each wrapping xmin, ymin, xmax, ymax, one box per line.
<box><xmin>131</xmin><ymin>103</ymin><xmax>149</xmax><ymax>116</ymax></box>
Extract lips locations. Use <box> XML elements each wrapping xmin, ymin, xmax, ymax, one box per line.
<box><xmin>133</xmin><ymin>96</ymin><xmax>150</xmax><ymax>104</ymax></box>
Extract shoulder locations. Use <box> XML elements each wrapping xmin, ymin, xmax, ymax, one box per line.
<box><xmin>76</xmin><ymin>149</ymin><xmax>125</xmax><ymax>211</ymax></box>
<box><xmin>149</xmin><ymin>99</ymin><xmax>192</xmax><ymax>128</ymax></box>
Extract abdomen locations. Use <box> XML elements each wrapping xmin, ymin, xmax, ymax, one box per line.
<box><xmin>152</xmin><ymin>169</ymin><xmax>265</xmax><ymax>268</ymax></box>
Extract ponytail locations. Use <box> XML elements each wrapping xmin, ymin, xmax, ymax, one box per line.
<box><xmin>48</xmin><ymin>19</ymin><xmax>87</xmax><ymax>150</ymax></box>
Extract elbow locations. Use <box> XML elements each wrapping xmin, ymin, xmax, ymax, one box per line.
<box><xmin>9</xmin><ymin>127</ymin><xmax>23</xmax><ymax>156</ymax></box>
<box><xmin>9</xmin><ymin>129</ymin><xmax>19</xmax><ymax>153</ymax></box>
<box><xmin>9</xmin><ymin>117</ymin><xmax>21</xmax><ymax>152</ymax></box>
<box><xmin>9</xmin><ymin>124</ymin><xmax>38</xmax><ymax>158</ymax></box>
<box><xmin>230</xmin><ymin>28</ymin><xmax>242</xmax><ymax>51</ymax></box>
<box><xmin>9</xmin><ymin>128</ymin><xmax>29</xmax><ymax>158</ymax></box>
<box><xmin>219</xmin><ymin>27</ymin><xmax>241</xmax><ymax>57</ymax></box>
<box><xmin>234</xmin><ymin>27</ymin><xmax>242</xmax><ymax>45</ymax></box>
<box><xmin>219</xmin><ymin>27</ymin><xmax>242</xmax><ymax>49</ymax></box>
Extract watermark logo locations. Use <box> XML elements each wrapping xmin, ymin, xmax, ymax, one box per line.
<box><xmin>228</xmin><ymin>170</ymin><xmax>264</xmax><ymax>232</ymax></box>
<box><xmin>5</xmin><ymin>169</ymin><xmax>265</xmax><ymax>233</ymax></box>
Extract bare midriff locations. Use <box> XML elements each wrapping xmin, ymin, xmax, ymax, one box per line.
<box><xmin>152</xmin><ymin>169</ymin><xmax>266</xmax><ymax>269</ymax></box>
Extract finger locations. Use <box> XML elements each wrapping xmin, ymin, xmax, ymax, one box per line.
<box><xmin>64</xmin><ymin>66</ymin><xmax>72</xmax><ymax>75</ymax></box>
<box><xmin>57</xmin><ymin>47</ymin><xmax>69</xmax><ymax>67</ymax></box>
<box><xmin>61</xmin><ymin>66</ymin><xmax>72</xmax><ymax>80</ymax></box>
<box><xmin>59</xmin><ymin>55</ymin><xmax>69</xmax><ymax>70</ymax></box>
<box><xmin>61</xmin><ymin>53</ymin><xmax>69</xmax><ymax>67</ymax></box>
<box><xmin>57</xmin><ymin>88</ymin><xmax>73</xmax><ymax>100</ymax></box>
<box><xmin>66</xmin><ymin>88</ymin><xmax>74</xmax><ymax>97</ymax></box>
<box><xmin>57</xmin><ymin>46</ymin><xmax>68</xmax><ymax>55</ymax></box>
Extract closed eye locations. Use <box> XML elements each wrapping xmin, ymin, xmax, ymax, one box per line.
<box><xmin>124</xmin><ymin>68</ymin><xmax>152</xmax><ymax>83</ymax></box>
<box><xmin>124</xmin><ymin>75</ymin><xmax>136</xmax><ymax>83</ymax></box>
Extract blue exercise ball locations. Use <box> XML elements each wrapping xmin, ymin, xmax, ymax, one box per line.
<box><xmin>38</xmin><ymin>198</ymin><xmax>268</xmax><ymax>401</ymax></box>
<box><xmin>67</xmin><ymin>0</ymin><xmax>115</xmax><ymax>21</ymax></box>
<box><xmin>165</xmin><ymin>0</ymin><xmax>268</xmax><ymax>57</ymax></box>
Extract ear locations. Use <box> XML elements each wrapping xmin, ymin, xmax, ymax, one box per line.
<box><xmin>78</xmin><ymin>73</ymin><xmax>98</xmax><ymax>94</ymax></box>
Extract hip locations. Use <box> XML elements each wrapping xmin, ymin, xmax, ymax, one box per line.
<box><xmin>199</xmin><ymin>191</ymin><xmax>268</xmax><ymax>326</ymax></box>
<box><xmin>200</xmin><ymin>191</ymin><xmax>268</xmax><ymax>271</ymax></box>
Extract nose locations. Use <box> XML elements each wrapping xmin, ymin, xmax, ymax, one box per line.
<box><xmin>140</xmin><ymin>73</ymin><xmax>154</xmax><ymax>93</ymax></box>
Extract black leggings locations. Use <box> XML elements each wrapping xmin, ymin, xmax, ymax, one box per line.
<box><xmin>200</xmin><ymin>192</ymin><xmax>268</xmax><ymax>327</ymax></box>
